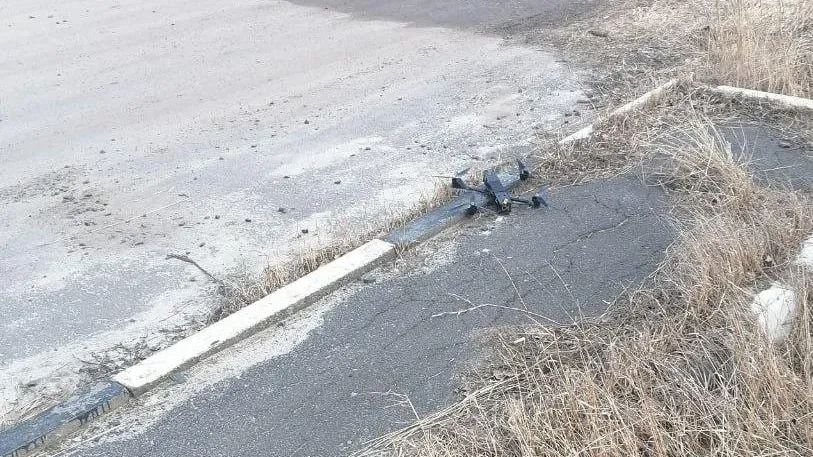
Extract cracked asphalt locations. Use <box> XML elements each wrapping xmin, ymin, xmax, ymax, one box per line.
<box><xmin>56</xmin><ymin>175</ymin><xmax>673</xmax><ymax>457</ymax></box>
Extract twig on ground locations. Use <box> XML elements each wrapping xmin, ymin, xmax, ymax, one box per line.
<box><xmin>166</xmin><ymin>253</ymin><xmax>223</xmax><ymax>284</ymax></box>
<box><xmin>369</xmin><ymin>391</ymin><xmax>421</xmax><ymax>421</ymax></box>
<box><xmin>432</xmin><ymin>293</ymin><xmax>562</xmax><ymax>326</ymax></box>
<box><xmin>491</xmin><ymin>253</ymin><xmax>528</xmax><ymax>311</ymax></box>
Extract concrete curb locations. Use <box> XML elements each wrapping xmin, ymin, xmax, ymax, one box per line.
<box><xmin>1</xmin><ymin>240</ymin><xmax>395</xmax><ymax>456</ymax></box>
<box><xmin>114</xmin><ymin>239</ymin><xmax>396</xmax><ymax>395</ymax></box>
<box><xmin>559</xmin><ymin>78</ymin><xmax>679</xmax><ymax>144</ymax></box>
<box><xmin>712</xmin><ymin>85</ymin><xmax>813</xmax><ymax>112</ymax></box>
<box><xmin>0</xmin><ymin>382</ymin><xmax>129</xmax><ymax>457</ymax></box>
<box><xmin>9</xmin><ymin>79</ymin><xmax>797</xmax><ymax>457</ymax></box>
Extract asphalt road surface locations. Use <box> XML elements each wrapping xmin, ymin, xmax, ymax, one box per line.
<box><xmin>0</xmin><ymin>0</ymin><xmax>595</xmax><ymax>416</ymax></box>
<box><xmin>45</xmin><ymin>175</ymin><xmax>673</xmax><ymax>457</ymax></box>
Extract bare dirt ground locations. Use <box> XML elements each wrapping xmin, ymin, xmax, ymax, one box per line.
<box><xmin>0</xmin><ymin>0</ymin><xmax>595</xmax><ymax>429</ymax></box>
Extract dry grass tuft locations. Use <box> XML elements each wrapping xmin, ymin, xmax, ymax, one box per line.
<box><xmin>534</xmin><ymin>0</ymin><xmax>812</xmax><ymax>107</ymax></box>
<box><xmin>360</xmin><ymin>278</ymin><xmax>813</xmax><ymax>456</ymax></box>
<box><xmin>357</xmin><ymin>104</ymin><xmax>813</xmax><ymax>456</ymax></box>
<box><xmin>702</xmin><ymin>0</ymin><xmax>813</xmax><ymax>97</ymax></box>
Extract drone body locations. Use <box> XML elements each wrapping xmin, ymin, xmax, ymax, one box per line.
<box><xmin>451</xmin><ymin>160</ymin><xmax>548</xmax><ymax>215</ymax></box>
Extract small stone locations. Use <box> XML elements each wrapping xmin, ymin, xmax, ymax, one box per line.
<box><xmin>283</xmin><ymin>175</ymin><xmax>290</xmax><ymax>179</ymax></box>
<box><xmin>334</xmin><ymin>180</ymin><xmax>341</xmax><ymax>184</ymax></box>
<box><xmin>198</xmin><ymin>242</ymin><xmax>205</xmax><ymax>247</ymax></box>
<box><xmin>99</xmin><ymin>149</ymin><xmax>106</xmax><ymax>154</ymax></box>
<box><xmin>304</xmin><ymin>119</ymin><xmax>310</xmax><ymax>124</ymax></box>
<box><xmin>778</xmin><ymin>140</ymin><xmax>792</xmax><ymax>148</ymax></box>
<box><xmin>214</xmin><ymin>215</ymin><xmax>220</xmax><ymax>219</ymax></box>
<box><xmin>364</xmin><ymin>147</ymin><xmax>371</xmax><ymax>151</ymax></box>
<box><xmin>251</xmin><ymin>144</ymin><xmax>257</xmax><ymax>148</ymax></box>
<box><xmin>245</xmin><ymin>218</ymin><xmax>252</xmax><ymax>222</ymax></box>
<box><xmin>277</xmin><ymin>207</ymin><xmax>287</xmax><ymax>213</ymax></box>
<box><xmin>301</xmin><ymin>228</ymin><xmax>309</xmax><ymax>234</ymax></box>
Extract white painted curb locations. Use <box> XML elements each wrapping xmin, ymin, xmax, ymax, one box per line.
<box><xmin>712</xmin><ymin>86</ymin><xmax>813</xmax><ymax>112</ymax></box>
<box><xmin>114</xmin><ymin>239</ymin><xmax>396</xmax><ymax>395</ymax></box>
<box><xmin>559</xmin><ymin>78</ymin><xmax>679</xmax><ymax>144</ymax></box>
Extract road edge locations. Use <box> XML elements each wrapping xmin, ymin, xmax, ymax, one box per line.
<box><xmin>0</xmin><ymin>77</ymin><xmax>698</xmax><ymax>457</ymax></box>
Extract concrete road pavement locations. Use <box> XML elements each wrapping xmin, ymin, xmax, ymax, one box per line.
<box><xmin>0</xmin><ymin>0</ymin><xmax>593</xmax><ymax>416</ymax></box>
<box><xmin>46</xmin><ymin>175</ymin><xmax>673</xmax><ymax>457</ymax></box>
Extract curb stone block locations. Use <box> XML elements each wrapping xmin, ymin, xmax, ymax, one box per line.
<box><xmin>0</xmin><ymin>381</ymin><xmax>130</xmax><ymax>457</ymax></box>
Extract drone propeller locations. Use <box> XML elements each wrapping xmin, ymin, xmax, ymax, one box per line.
<box><xmin>534</xmin><ymin>186</ymin><xmax>549</xmax><ymax>207</ymax></box>
<box><xmin>517</xmin><ymin>159</ymin><xmax>531</xmax><ymax>181</ymax></box>
<box><xmin>508</xmin><ymin>186</ymin><xmax>549</xmax><ymax>208</ymax></box>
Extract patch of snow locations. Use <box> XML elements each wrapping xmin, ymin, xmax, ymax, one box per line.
<box><xmin>750</xmin><ymin>283</ymin><xmax>796</xmax><ymax>342</ymax></box>
<box><xmin>796</xmin><ymin>235</ymin><xmax>813</xmax><ymax>270</ymax></box>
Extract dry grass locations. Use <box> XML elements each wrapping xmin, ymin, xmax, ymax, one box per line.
<box><xmin>701</xmin><ymin>0</ymin><xmax>813</xmax><ymax>97</ymax></box>
<box><xmin>208</xmin><ymin>181</ymin><xmax>453</xmax><ymax>321</ymax></box>
<box><xmin>356</xmin><ymin>98</ymin><xmax>813</xmax><ymax>456</ymax></box>
<box><xmin>532</xmin><ymin>0</ymin><xmax>812</xmax><ymax>107</ymax></box>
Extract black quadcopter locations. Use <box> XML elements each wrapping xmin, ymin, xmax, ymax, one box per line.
<box><xmin>450</xmin><ymin>160</ymin><xmax>548</xmax><ymax>215</ymax></box>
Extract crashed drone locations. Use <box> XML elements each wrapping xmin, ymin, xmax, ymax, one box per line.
<box><xmin>451</xmin><ymin>160</ymin><xmax>549</xmax><ymax>215</ymax></box>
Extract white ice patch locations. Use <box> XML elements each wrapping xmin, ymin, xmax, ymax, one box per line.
<box><xmin>796</xmin><ymin>235</ymin><xmax>813</xmax><ymax>270</ymax></box>
<box><xmin>748</xmin><ymin>233</ymin><xmax>813</xmax><ymax>342</ymax></box>
<box><xmin>750</xmin><ymin>283</ymin><xmax>797</xmax><ymax>342</ymax></box>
